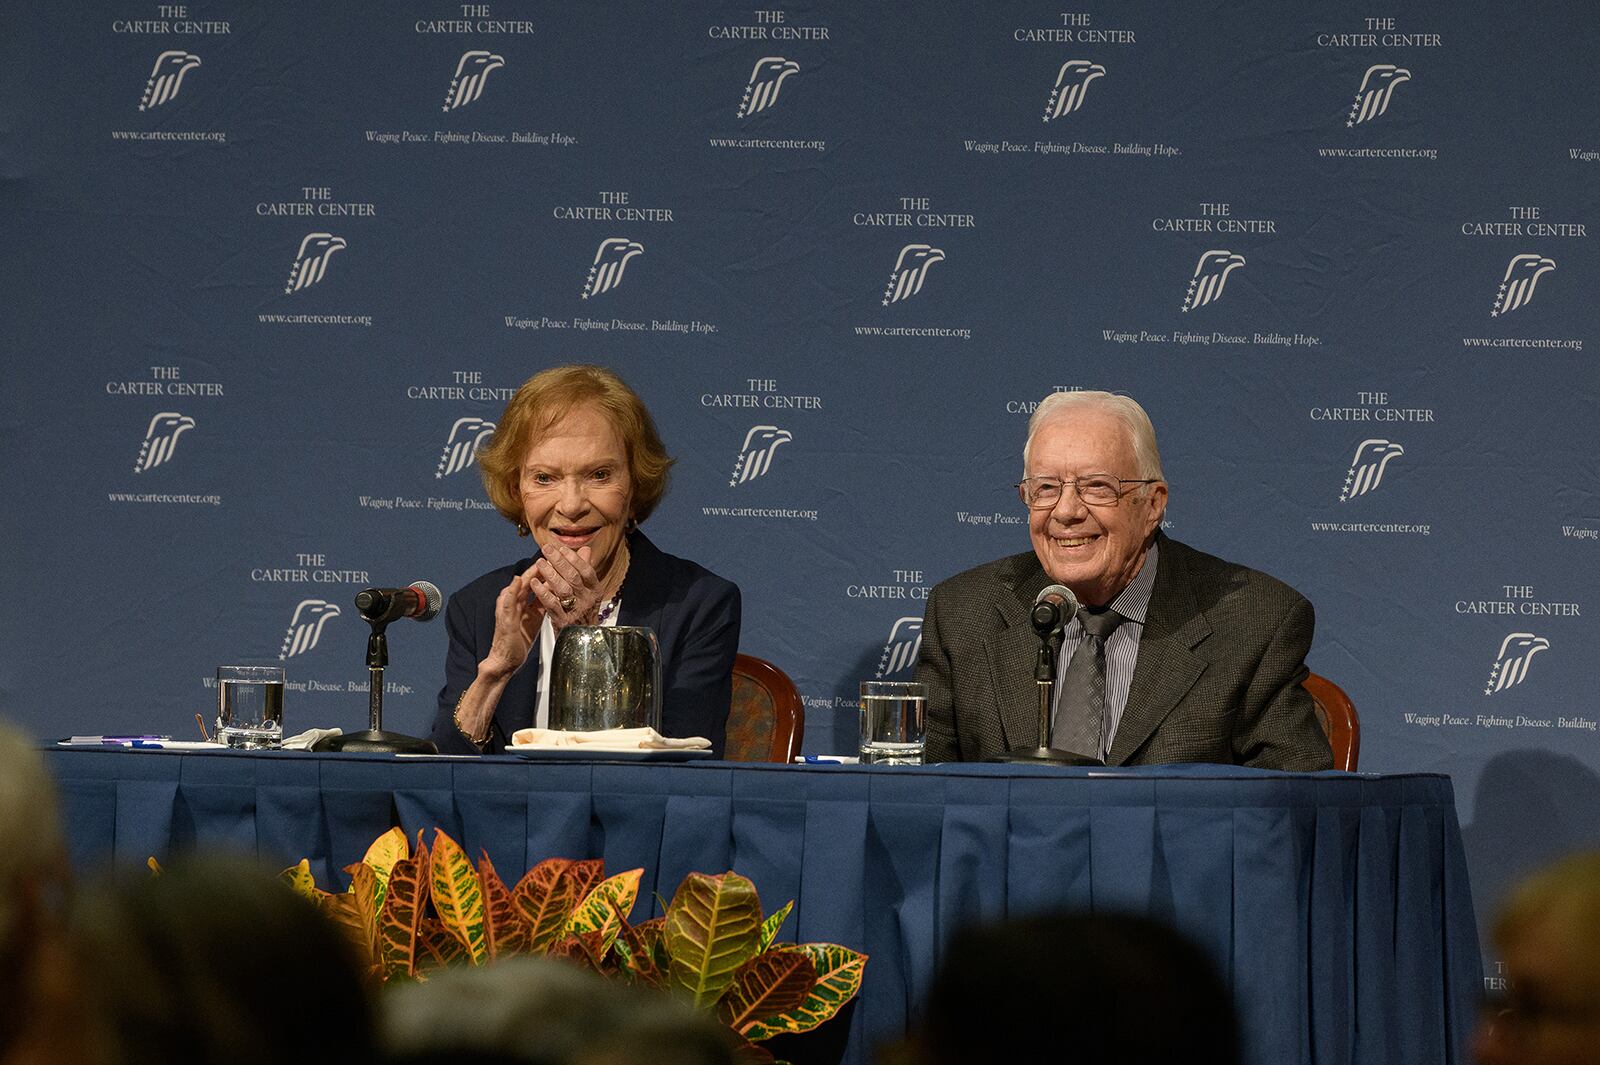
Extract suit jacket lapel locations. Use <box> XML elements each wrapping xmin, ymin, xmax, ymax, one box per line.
<box><xmin>1108</xmin><ymin>538</ymin><xmax>1211</xmax><ymax>765</ymax></box>
<box><xmin>985</xmin><ymin>555</ymin><xmax>1055</xmax><ymax>752</ymax></box>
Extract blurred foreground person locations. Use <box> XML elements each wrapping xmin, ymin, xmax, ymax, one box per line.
<box><xmin>383</xmin><ymin>956</ymin><xmax>735</xmax><ymax>1065</ymax></box>
<box><xmin>0</xmin><ymin>721</ymin><xmax>77</xmax><ymax>1065</ymax></box>
<box><xmin>902</xmin><ymin>911</ymin><xmax>1238</xmax><ymax>1065</ymax></box>
<box><xmin>70</xmin><ymin>857</ymin><xmax>376</xmax><ymax>1065</ymax></box>
<box><xmin>1476</xmin><ymin>851</ymin><xmax>1600</xmax><ymax>1065</ymax></box>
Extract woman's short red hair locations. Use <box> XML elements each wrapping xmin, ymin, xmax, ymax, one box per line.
<box><xmin>476</xmin><ymin>365</ymin><xmax>674</xmax><ymax>531</ymax></box>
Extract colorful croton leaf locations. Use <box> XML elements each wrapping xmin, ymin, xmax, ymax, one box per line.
<box><xmin>512</xmin><ymin>858</ymin><xmax>584</xmax><ymax>951</ymax></box>
<box><xmin>320</xmin><ymin>863</ymin><xmax>382</xmax><ymax>976</ymax></box>
<box><xmin>728</xmin><ymin>1035</ymin><xmax>778</xmax><ymax>1065</ymax></box>
<box><xmin>377</xmin><ymin>834</ymin><xmax>431</xmax><ymax>980</ymax></box>
<box><xmin>478</xmin><ymin>853</ymin><xmax>528</xmax><ymax>960</ymax></box>
<box><xmin>664</xmin><ymin>871</ymin><xmax>764</xmax><ymax>1010</ymax></box>
<box><xmin>360</xmin><ymin>826</ymin><xmax>408</xmax><ymax>911</ymax></box>
<box><xmin>419</xmin><ymin>916</ymin><xmax>466</xmax><ymax>968</ymax></box>
<box><xmin>562</xmin><ymin>867</ymin><xmax>643</xmax><ymax>960</ymax></box>
<box><xmin>738</xmin><ymin>943</ymin><xmax>869</xmax><ymax>1040</ymax></box>
<box><xmin>716</xmin><ymin>949</ymin><xmax>817</xmax><ymax>1035</ymax></box>
<box><xmin>564</xmin><ymin>858</ymin><xmax>606</xmax><ymax>903</ymax></box>
<box><xmin>429</xmin><ymin>829</ymin><xmax>489</xmax><ymax>966</ymax></box>
<box><xmin>757</xmin><ymin>899</ymin><xmax>794</xmax><ymax>953</ymax></box>
<box><xmin>345</xmin><ymin>862</ymin><xmax>384</xmax><ymax>958</ymax></box>
<box><xmin>568</xmin><ymin>868</ymin><xmax>642</xmax><ymax>933</ymax></box>
<box><xmin>551</xmin><ymin>927</ymin><xmax>615</xmax><ymax>970</ymax></box>
<box><xmin>278</xmin><ymin>858</ymin><xmax>317</xmax><ymax>900</ymax></box>
<box><xmin>614</xmin><ymin>916</ymin><xmax>668</xmax><ymax>986</ymax></box>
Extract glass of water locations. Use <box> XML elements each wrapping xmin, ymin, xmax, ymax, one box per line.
<box><xmin>216</xmin><ymin>665</ymin><xmax>286</xmax><ymax>748</ymax></box>
<box><xmin>859</xmin><ymin>681</ymin><xmax>926</xmax><ymax>765</ymax></box>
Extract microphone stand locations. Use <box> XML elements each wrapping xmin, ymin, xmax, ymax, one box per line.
<box><xmin>313</xmin><ymin>612</ymin><xmax>438</xmax><ymax>755</ymax></box>
<box><xmin>987</xmin><ymin>603</ymin><xmax>1102</xmax><ymax>766</ymax></box>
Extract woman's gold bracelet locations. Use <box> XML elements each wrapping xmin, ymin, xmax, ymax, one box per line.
<box><xmin>453</xmin><ymin>690</ymin><xmax>488</xmax><ymax>747</ymax></box>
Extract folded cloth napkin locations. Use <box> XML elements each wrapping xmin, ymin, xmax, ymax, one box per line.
<box><xmin>281</xmin><ymin>727</ymin><xmax>342</xmax><ymax>750</ymax></box>
<box><xmin>510</xmin><ymin>727</ymin><xmax>710</xmax><ymax>751</ymax></box>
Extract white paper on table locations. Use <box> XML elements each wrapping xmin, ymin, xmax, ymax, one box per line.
<box><xmin>510</xmin><ymin>726</ymin><xmax>711</xmax><ymax>752</ymax></box>
<box><xmin>58</xmin><ymin>738</ymin><xmax>228</xmax><ymax>750</ymax></box>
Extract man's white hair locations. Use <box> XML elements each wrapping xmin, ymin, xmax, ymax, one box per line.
<box><xmin>1023</xmin><ymin>390</ymin><xmax>1165</xmax><ymax>482</ymax></box>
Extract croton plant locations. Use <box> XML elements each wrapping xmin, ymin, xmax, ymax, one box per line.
<box><xmin>263</xmin><ymin>828</ymin><xmax>866</xmax><ymax>1063</ymax></box>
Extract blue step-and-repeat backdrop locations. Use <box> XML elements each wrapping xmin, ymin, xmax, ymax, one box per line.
<box><xmin>4</xmin><ymin>1</ymin><xmax>1597</xmax><ymax>980</ymax></box>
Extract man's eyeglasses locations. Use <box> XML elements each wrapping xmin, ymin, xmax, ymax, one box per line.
<box><xmin>1015</xmin><ymin>475</ymin><xmax>1161</xmax><ymax>509</ymax></box>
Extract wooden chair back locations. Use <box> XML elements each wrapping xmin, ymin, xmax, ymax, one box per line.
<box><xmin>1305</xmin><ymin>672</ymin><xmax>1360</xmax><ymax>771</ymax></box>
<box><xmin>725</xmin><ymin>653</ymin><xmax>804</xmax><ymax>763</ymax></box>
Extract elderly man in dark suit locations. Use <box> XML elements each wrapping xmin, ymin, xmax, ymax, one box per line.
<box><xmin>917</xmin><ymin>391</ymin><xmax>1331</xmax><ymax>770</ymax></box>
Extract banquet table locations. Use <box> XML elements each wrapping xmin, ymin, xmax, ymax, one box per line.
<box><xmin>46</xmin><ymin>749</ymin><xmax>1481</xmax><ymax>1065</ymax></box>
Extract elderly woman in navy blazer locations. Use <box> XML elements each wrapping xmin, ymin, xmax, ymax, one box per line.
<box><xmin>432</xmin><ymin>365</ymin><xmax>741</xmax><ymax>755</ymax></box>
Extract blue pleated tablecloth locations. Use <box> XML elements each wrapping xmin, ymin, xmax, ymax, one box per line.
<box><xmin>47</xmin><ymin>750</ymin><xmax>1481</xmax><ymax>1065</ymax></box>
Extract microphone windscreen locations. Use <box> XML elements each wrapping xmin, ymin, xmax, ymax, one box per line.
<box><xmin>411</xmin><ymin>581</ymin><xmax>443</xmax><ymax>621</ymax></box>
<box><xmin>1035</xmin><ymin>583</ymin><xmax>1080</xmax><ymax>615</ymax></box>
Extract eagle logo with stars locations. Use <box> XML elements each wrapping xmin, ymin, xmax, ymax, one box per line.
<box><xmin>1347</xmin><ymin>64</ymin><xmax>1410</xmax><ymax>126</ymax></box>
<box><xmin>1339</xmin><ymin>438</ymin><xmax>1403</xmax><ymax>502</ymax></box>
<box><xmin>1181</xmin><ymin>250</ymin><xmax>1245</xmax><ymax>312</ymax></box>
<box><xmin>582</xmin><ymin>238</ymin><xmax>644</xmax><ymax>299</ymax></box>
<box><xmin>436</xmin><ymin>417</ymin><xmax>496</xmax><ymax>479</ymax></box>
<box><xmin>1043</xmin><ymin>60</ymin><xmax>1105</xmax><ymax>122</ymax></box>
<box><xmin>280</xmin><ymin>600</ymin><xmax>341</xmax><ymax>660</ymax></box>
<box><xmin>739</xmin><ymin>57</ymin><xmax>800</xmax><ymax>118</ymax></box>
<box><xmin>1485</xmin><ymin>633</ymin><xmax>1549</xmax><ymax>695</ymax></box>
<box><xmin>134</xmin><ymin>412</ymin><xmax>195</xmax><ymax>474</ymax></box>
<box><xmin>285</xmin><ymin>233</ymin><xmax>346</xmax><ymax>294</ymax></box>
<box><xmin>875</xmin><ymin>617</ymin><xmax>924</xmax><ymax>679</ymax></box>
<box><xmin>140</xmin><ymin>50</ymin><xmax>201</xmax><ymax>111</ymax></box>
<box><xmin>729</xmin><ymin>425</ymin><xmax>792</xmax><ymax>486</ymax></box>
<box><xmin>1492</xmin><ymin>254</ymin><xmax>1555</xmax><ymax>317</ymax></box>
<box><xmin>883</xmin><ymin>244</ymin><xmax>945</xmax><ymax>305</ymax></box>
<box><xmin>443</xmin><ymin>50</ymin><xmax>504</xmax><ymax>111</ymax></box>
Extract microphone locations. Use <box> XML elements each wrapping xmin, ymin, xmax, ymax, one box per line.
<box><xmin>1031</xmin><ymin>584</ymin><xmax>1079</xmax><ymax>636</ymax></box>
<box><xmin>355</xmin><ymin>582</ymin><xmax>442</xmax><ymax>624</ymax></box>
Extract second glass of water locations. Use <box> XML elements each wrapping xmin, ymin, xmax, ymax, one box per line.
<box><xmin>216</xmin><ymin>665</ymin><xmax>286</xmax><ymax>748</ymax></box>
<box><xmin>859</xmin><ymin>681</ymin><xmax>927</xmax><ymax>765</ymax></box>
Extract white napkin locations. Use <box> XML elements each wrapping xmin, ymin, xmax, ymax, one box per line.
<box><xmin>281</xmin><ymin>727</ymin><xmax>342</xmax><ymax>750</ymax></box>
<box><xmin>510</xmin><ymin>727</ymin><xmax>710</xmax><ymax>752</ymax></box>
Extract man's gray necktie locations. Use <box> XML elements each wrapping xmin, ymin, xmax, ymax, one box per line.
<box><xmin>1051</xmin><ymin>607</ymin><xmax>1126</xmax><ymax>760</ymax></box>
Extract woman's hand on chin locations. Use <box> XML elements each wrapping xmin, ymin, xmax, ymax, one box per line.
<box><xmin>530</xmin><ymin>544</ymin><xmax>601</xmax><ymax>630</ymax></box>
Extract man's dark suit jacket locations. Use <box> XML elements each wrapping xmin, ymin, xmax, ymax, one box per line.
<box><xmin>431</xmin><ymin>531</ymin><xmax>741</xmax><ymax>756</ymax></box>
<box><xmin>916</xmin><ymin>535</ymin><xmax>1332</xmax><ymax>770</ymax></box>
